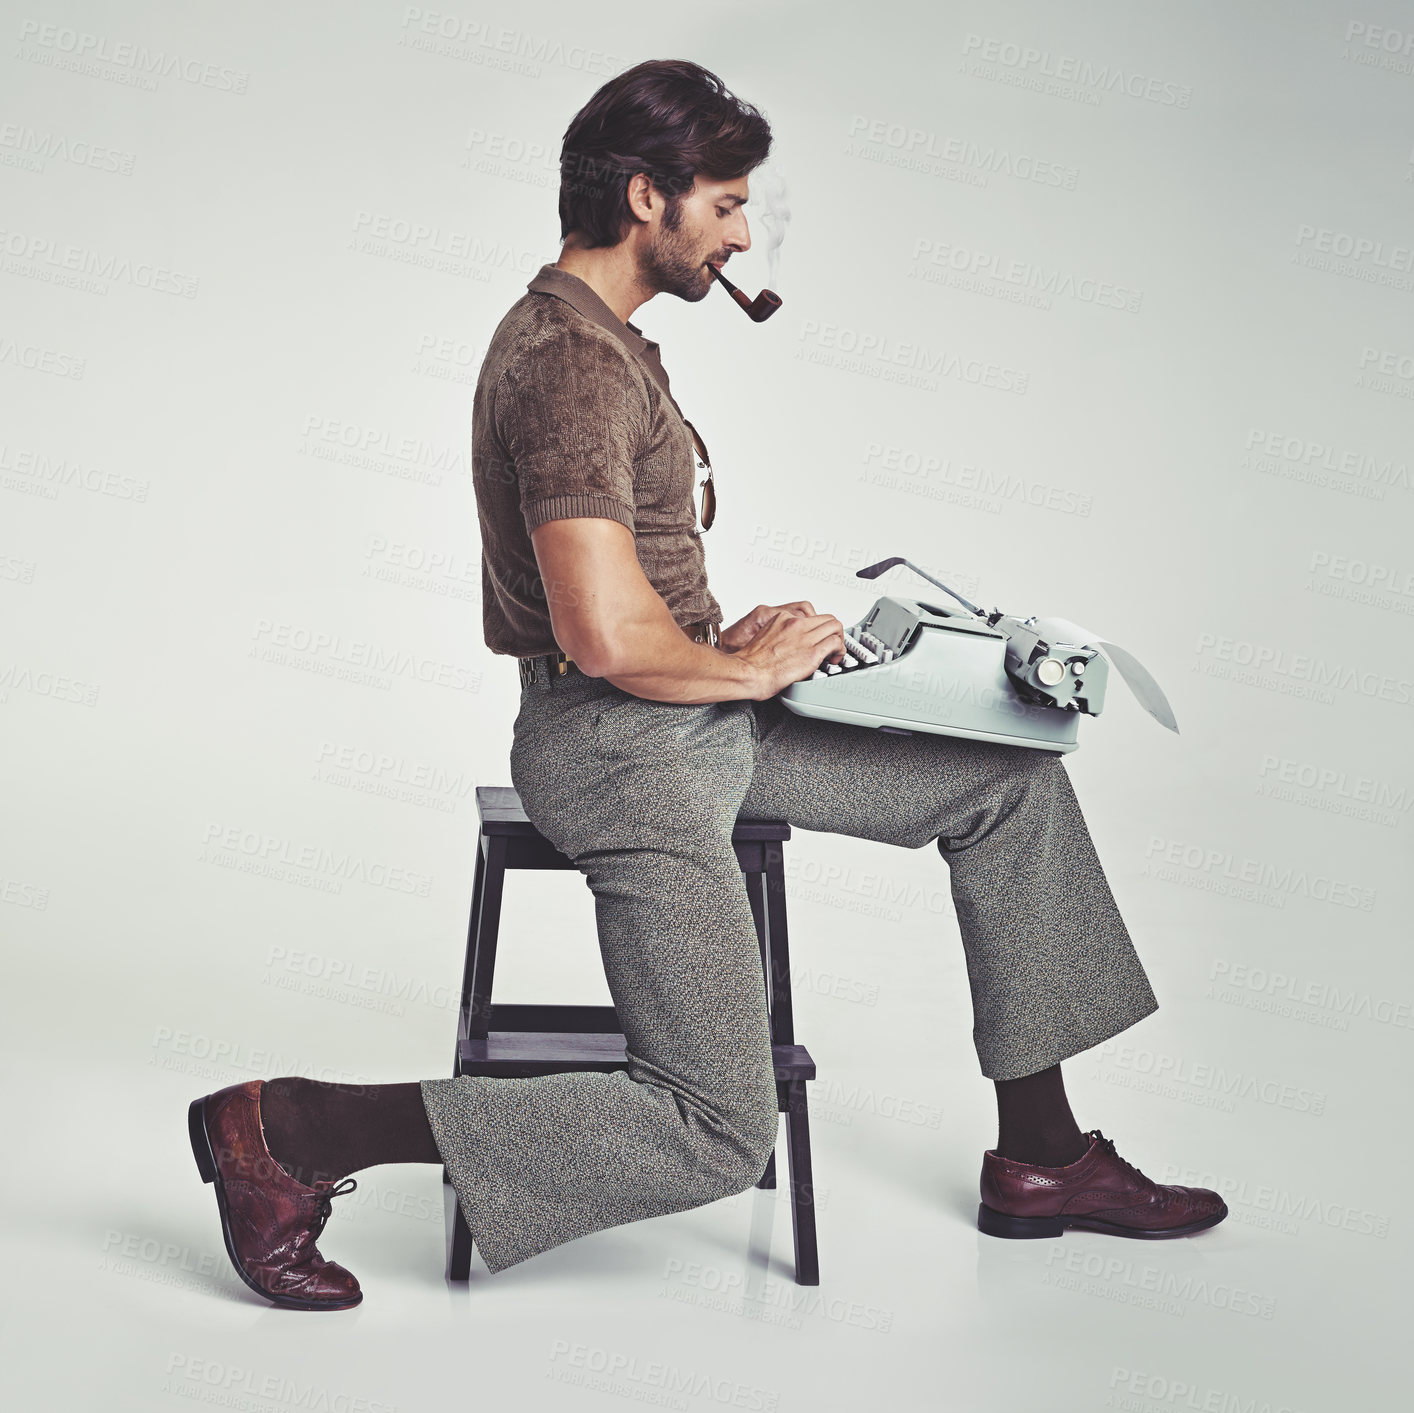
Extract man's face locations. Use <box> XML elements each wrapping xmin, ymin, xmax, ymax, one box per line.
<box><xmin>638</xmin><ymin>175</ymin><xmax>751</xmax><ymax>302</ymax></box>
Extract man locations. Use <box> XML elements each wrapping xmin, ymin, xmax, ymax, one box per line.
<box><xmin>188</xmin><ymin>59</ymin><xmax>1225</xmax><ymax>1312</ymax></box>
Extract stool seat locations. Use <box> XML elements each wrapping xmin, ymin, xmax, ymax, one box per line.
<box><xmin>445</xmin><ymin>784</ymin><xmax>820</xmax><ymax>1285</ymax></box>
<box><xmin>472</xmin><ymin>784</ymin><xmax>792</xmax><ymax>873</ymax></box>
<box><xmin>476</xmin><ymin>784</ymin><xmax>791</xmax><ymax>840</ymax></box>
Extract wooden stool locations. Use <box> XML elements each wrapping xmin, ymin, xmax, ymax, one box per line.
<box><xmin>442</xmin><ymin>785</ymin><xmax>820</xmax><ymax>1284</ymax></box>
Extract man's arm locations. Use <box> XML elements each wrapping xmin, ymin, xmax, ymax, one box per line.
<box><xmin>530</xmin><ymin>518</ymin><xmax>845</xmax><ymax>704</ymax></box>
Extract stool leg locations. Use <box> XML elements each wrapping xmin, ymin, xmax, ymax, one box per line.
<box><xmin>447</xmin><ymin>835</ymin><xmax>490</xmax><ymax>1187</ymax></box>
<box><xmin>746</xmin><ymin>868</ymin><xmax>779</xmax><ymax>1190</ymax></box>
<box><xmin>763</xmin><ymin>843</ymin><xmax>795</xmax><ymax>1045</ymax></box>
<box><xmin>447</xmin><ymin>1196</ymin><xmax>474</xmax><ymax>1281</ymax></box>
<box><xmin>466</xmin><ymin>837</ymin><xmax>507</xmax><ymax>1039</ymax></box>
<box><xmin>785</xmin><ymin>1078</ymin><xmax>820</xmax><ymax>1285</ymax></box>
<box><xmin>444</xmin><ymin>1013</ymin><xmax>460</xmax><ymax>1188</ymax></box>
<box><xmin>757</xmin><ymin>1147</ymin><xmax>778</xmax><ymax>1190</ymax></box>
<box><xmin>752</xmin><ymin>859</ymin><xmax>786</xmax><ymax>1193</ymax></box>
<box><xmin>743</xmin><ymin>870</ymin><xmax>770</xmax><ymax>1006</ymax></box>
<box><xmin>458</xmin><ymin>839</ymin><xmax>488</xmax><ymax>1025</ymax></box>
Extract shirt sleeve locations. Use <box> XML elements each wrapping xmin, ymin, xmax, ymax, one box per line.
<box><xmin>496</xmin><ymin>322</ymin><xmax>648</xmax><ymax>534</ymax></box>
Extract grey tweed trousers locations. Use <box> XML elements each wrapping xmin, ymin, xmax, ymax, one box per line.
<box><xmin>420</xmin><ymin>670</ymin><xmax>1158</xmax><ymax>1274</ymax></box>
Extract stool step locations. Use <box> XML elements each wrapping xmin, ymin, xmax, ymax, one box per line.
<box><xmin>456</xmin><ymin>1031</ymin><xmax>816</xmax><ymax>1082</ymax></box>
<box><xmin>485</xmin><ymin>1002</ymin><xmax>621</xmax><ymax>1033</ymax></box>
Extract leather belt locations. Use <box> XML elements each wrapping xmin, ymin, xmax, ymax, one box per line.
<box><xmin>518</xmin><ymin>619</ymin><xmax>720</xmax><ymax>687</ymax></box>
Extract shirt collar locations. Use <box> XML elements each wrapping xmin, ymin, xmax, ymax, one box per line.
<box><xmin>526</xmin><ymin>263</ymin><xmax>656</xmax><ymax>355</ymax></box>
<box><xmin>526</xmin><ymin>263</ymin><xmax>680</xmax><ymax>412</ymax></box>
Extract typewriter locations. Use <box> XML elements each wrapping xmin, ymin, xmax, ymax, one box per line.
<box><xmin>779</xmin><ymin>557</ymin><xmax>1178</xmax><ymax>753</ymax></box>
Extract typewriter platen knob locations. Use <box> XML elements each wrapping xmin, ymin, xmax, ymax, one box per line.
<box><xmin>1036</xmin><ymin>659</ymin><xmax>1066</xmax><ymax>687</ymax></box>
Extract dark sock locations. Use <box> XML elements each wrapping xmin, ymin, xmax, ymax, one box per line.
<box><xmin>993</xmin><ymin>1063</ymin><xmax>1089</xmax><ymax>1167</ymax></box>
<box><xmin>258</xmin><ymin>1077</ymin><xmax>443</xmax><ymax>1188</ymax></box>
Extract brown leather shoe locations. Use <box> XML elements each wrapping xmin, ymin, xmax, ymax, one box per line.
<box><xmin>978</xmin><ymin>1128</ymin><xmax>1228</xmax><ymax>1240</ymax></box>
<box><xmin>188</xmin><ymin>1079</ymin><xmax>363</xmax><ymax>1310</ymax></box>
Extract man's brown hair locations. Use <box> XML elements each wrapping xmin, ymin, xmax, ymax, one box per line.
<box><xmin>558</xmin><ymin>59</ymin><xmax>772</xmax><ymax>248</ymax></box>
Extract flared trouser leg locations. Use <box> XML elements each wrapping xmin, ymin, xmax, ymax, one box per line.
<box><xmin>420</xmin><ymin>682</ymin><xmax>779</xmax><ymax>1275</ymax></box>
<box><xmin>738</xmin><ymin>695</ymin><xmax>1159</xmax><ymax>1080</ymax></box>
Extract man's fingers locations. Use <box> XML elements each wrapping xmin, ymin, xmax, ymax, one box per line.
<box><xmin>790</xmin><ymin>617</ymin><xmax>846</xmax><ymax>665</ymax></box>
<box><xmin>792</xmin><ymin>626</ymin><xmax>844</xmax><ymax>656</ymax></box>
<box><xmin>798</xmin><ymin>614</ymin><xmax>845</xmax><ymax>641</ymax></box>
<box><xmin>758</xmin><ymin>611</ymin><xmax>842</xmax><ymax>654</ymax></box>
<box><xmin>759</xmin><ymin>601</ymin><xmax>816</xmax><ymax>623</ymax></box>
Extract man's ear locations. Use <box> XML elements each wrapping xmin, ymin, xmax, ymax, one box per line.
<box><xmin>625</xmin><ymin>172</ymin><xmax>656</xmax><ymax>225</ymax></box>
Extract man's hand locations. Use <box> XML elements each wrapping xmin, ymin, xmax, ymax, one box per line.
<box><xmin>723</xmin><ymin>599</ymin><xmax>842</xmax><ymax>676</ymax></box>
<box><xmin>721</xmin><ymin>601</ymin><xmax>843</xmax><ymax>664</ymax></box>
<box><xmin>730</xmin><ymin>609</ymin><xmax>847</xmax><ymax>698</ymax></box>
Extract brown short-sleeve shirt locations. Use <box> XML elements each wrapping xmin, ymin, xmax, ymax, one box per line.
<box><xmin>472</xmin><ymin>264</ymin><xmax>722</xmax><ymax>658</ymax></box>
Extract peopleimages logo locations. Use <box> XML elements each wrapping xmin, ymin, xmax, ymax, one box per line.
<box><xmin>1244</xmin><ymin>428</ymin><xmax>1409</xmax><ymax>484</ymax></box>
<box><xmin>397</xmin><ymin>8</ymin><xmax>620</xmax><ymax>77</ymax></box>
<box><xmin>959</xmin><ymin>34</ymin><xmax>1193</xmax><ymax>107</ymax></box>
<box><xmin>1293</xmin><ymin>225</ymin><xmax>1414</xmax><ymax>293</ymax></box>
<box><xmin>1090</xmin><ymin>1041</ymin><xmax>1327</xmax><ymax>1117</ymax></box>
<box><xmin>0</xmin><ymin>337</ymin><xmax>85</xmax><ymax>379</ymax></box>
<box><xmin>1209</xmin><ymin>959</ymin><xmax>1412</xmax><ymax>1033</ymax></box>
<box><xmin>1193</xmin><ymin>631</ymin><xmax>1414</xmax><ymax>707</ymax></box>
<box><xmin>0</xmin><ymin>225</ymin><xmax>199</xmax><ymax>297</ymax></box>
<box><xmin>796</xmin><ymin>319</ymin><xmax>1029</xmax><ymax>395</ymax></box>
<box><xmin>1108</xmin><ymin>1366</ymin><xmax>1304</xmax><ymax>1412</ymax></box>
<box><xmin>1242</xmin><ymin>427</ymin><xmax>1410</xmax><ymax>501</ymax></box>
<box><xmin>0</xmin><ymin>661</ymin><xmax>100</xmax><ymax>707</ymax></box>
<box><xmin>200</xmin><ymin>823</ymin><xmax>434</xmax><ymax>897</ymax></box>
<box><xmin>1294</xmin><ymin>224</ymin><xmax>1414</xmax><ymax>271</ymax></box>
<box><xmin>844</xmin><ymin>115</ymin><xmax>1079</xmax><ymax>190</ymax></box>
<box><xmin>162</xmin><ymin>1355</ymin><xmax>397</xmax><ymax>1411</ymax></box>
<box><xmin>0</xmin><ymin>121</ymin><xmax>137</xmax><ymax>175</ymax></box>
<box><xmin>250</xmin><ymin>619</ymin><xmax>483</xmax><ymax>694</ymax></box>
<box><xmin>0</xmin><ymin>442</ymin><xmax>150</xmax><ymax>501</ymax></box>
<box><xmin>1143</xmin><ymin>835</ymin><xmax>1376</xmax><ymax>912</ymax></box>
<box><xmin>1256</xmin><ymin>752</ymin><xmax>1410</xmax><ymax>828</ymax></box>
<box><xmin>15</xmin><ymin>20</ymin><xmax>250</xmax><ymax>92</ymax></box>
<box><xmin>1342</xmin><ymin>20</ymin><xmax>1414</xmax><ymax>77</ymax></box>
<box><xmin>910</xmin><ymin>237</ymin><xmax>1143</xmax><ymax>312</ymax></box>
<box><xmin>862</xmin><ymin>441</ymin><xmax>1094</xmax><ymax>516</ymax></box>
<box><xmin>1043</xmin><ymin>1247</ymin><xmax>1275</xmax><ymax>1319</ymax></box>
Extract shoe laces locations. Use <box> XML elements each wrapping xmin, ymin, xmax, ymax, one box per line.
<box><xmin>1084</xmin><ymin>1129</ymin><xmax>1145</xmax><ymax>1184</ymax></box>
<box><xmin>308</xmin><ymin>1177</ymin><xmax>358</xmax><ymax>1239</ymax></box>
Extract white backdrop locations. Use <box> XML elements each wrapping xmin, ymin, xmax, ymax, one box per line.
<box><xmin>2</xmin><ymin>2</ymin><xmax>1408</xmax><ymax>1409</ymax></box>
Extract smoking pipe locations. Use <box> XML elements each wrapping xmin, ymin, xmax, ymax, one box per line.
<box><xmin>709</xmin><ymin>263</ymin><xmax>782</xmax><ymax>322</ymax></box>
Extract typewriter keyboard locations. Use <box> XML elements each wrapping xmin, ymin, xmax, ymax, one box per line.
<box><xmin>810</xmin><ymin>629</ymin><xmax>897</xmax><ymax>679</ymax></box>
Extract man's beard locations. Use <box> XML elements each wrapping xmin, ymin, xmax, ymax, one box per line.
<box><xmin>640</xmin><ymin>196</ymin><xmax>713</xmax><ymax>302</ymax></box>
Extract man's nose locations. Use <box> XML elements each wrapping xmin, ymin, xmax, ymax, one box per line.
<box><xmin>728</xmin><ymin>212</ymin><xmax>751</xmax><ymax>254</ymax></box>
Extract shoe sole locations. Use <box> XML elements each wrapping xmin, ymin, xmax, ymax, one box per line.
<box><xmin>976</xmin><ymin>1200</ymin><xmax>1229</xmax><ymax>1240</ymax></box>
<box><xmin>187</xmin><ymin>1095</ymin><xmax>363</xmax><ymax>1312</ymax></box>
